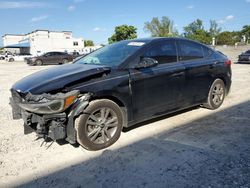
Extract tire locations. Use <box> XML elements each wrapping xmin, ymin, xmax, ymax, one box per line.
<box><xmin>203</xmin><ymin>79</ymin><xmax>226</xmax><ymax>110</ymax></box>
<box><xmin>9</xmin><ymin>58</ymin><xmax>14</xmax><ymax>62</ymax></box>
<box><xmin>35</xmin><ymin>60</ymin><xmax>43</xmax><ymax>66</ymax></box>
<box><xmin>75</xmin><ymin>99</ymin><xmax>124</xmax><ymax>151</ymax></box>
<box><xmin>62</xmin><ymin>59</ymin><xmax>68</xmax><ymax>64</ymax></box>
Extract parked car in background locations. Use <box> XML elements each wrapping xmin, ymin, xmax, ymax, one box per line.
<box><xmin>238</xmin><ymin>50</ymin><xmax>250</xmax><ymax>63</ymax></box>
<box><xmin>6</xmin><ymin>53</ymin><xmax>33</xmax><ymax>62</ymax></box>
<box><xmin>0</xmin><ymin>53</ymin><xmax>5</xmax><ymax>60</ymax></box>
<box><xmin>0</xmin><ymin>51</ymin><xmax>12</xmax><ymax>60</ymax></box>
<box><xmin>26</xmin><ymin>51</ymin><xmax>74</xmax><ymax>65</ymax></box>
<box><xmin>69</xmin><ymin>51</ymin><xmax>81</xmax><ymax>59</ymax></box>
<box><xmin>10</xmin><ymin>38</ymin><xmax>232</xmax><ymax>150</ymax></box>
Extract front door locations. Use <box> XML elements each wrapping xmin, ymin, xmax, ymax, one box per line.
<box><xmin>44</xmin><ymin>52</ymin><xmax>57</xmax><ymax>64</ymax></box>
<box><xmin>129</xmin><ymin>40</ymin><xmax>186</xmax><ymax>121</ymax></box>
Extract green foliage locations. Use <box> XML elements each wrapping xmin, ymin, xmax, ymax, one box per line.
<box><xmin>209</xmin><ymin>20</ymin><xmax>221</xmax><ymax>38</ymax></box>
<box><xmin>84</xmin><ymin>40</ymin><xmax>94</xmax><ymax>47</ymax></box>
<box><xmin>184</xmin><ymin>19</ymin><xmax>203</xmax><ymax>36</ymax></box>
<box><xmin>241</xmin><ymin>25</ymin><xmax>250</xmax><ymax>43</ymax></box>
<box><xmin>183</xmin><ymin>19</ymin><xmax>211</xmax><ymax>44</ymax></box>
<box><xmin>217</xmin><ymin>31</ymin><xmax>240</xmax><ymax>45</ymax></box>
<box><xmin>108</xmin><ymin>25</ymin><xmax>137</xmax><ymax>44</ymax></box>
<box><xmin>107</xmin><ymin>18</ymin><xmax>249</xmax><ymax>46</ymax></box>
<box><xmin>144</xmin><ymin>16</ymin><xmax>178</xmax><ymax>37</ymax></box>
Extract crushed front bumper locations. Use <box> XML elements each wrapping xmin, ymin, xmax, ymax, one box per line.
<box><xmin>9</xmin><ymin>90</ymin><xmax>90</xmax><ymax>144</ymax></box>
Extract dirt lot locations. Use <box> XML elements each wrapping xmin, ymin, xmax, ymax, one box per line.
<box><xmin>0</xmin><ymin>49</ymin><xmax>250</xmax><ymax>187</ymax></box>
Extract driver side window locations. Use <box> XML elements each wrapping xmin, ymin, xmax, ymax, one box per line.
<box><xmin>45</xmin><ymin>52</ymin><xmax>52</xmax><ymax>56</ymax></box>
<box><xmin>143</xmin><ymin>40</ymin><xmax>178</xmax><ymax>64</ymax></box>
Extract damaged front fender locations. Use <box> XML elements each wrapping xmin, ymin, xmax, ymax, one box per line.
<box><xmin>66</xmin><ymin>93</ymin><xmax>92</xmax><ymax>144</ymax></box>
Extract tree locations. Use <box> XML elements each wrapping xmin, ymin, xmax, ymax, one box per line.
<box><xmin>183</xmin><ymin>19</ymin><xmax>211</xmax><ymax>44</ymax></box>
<box><xmin>144</xmin><ymin>16</ymin><xmax>178</xmax><ymax>37</ymax></box>
<box><xmin>217</xmin><ymin>31</ymin><xmax>239</xmax><ymax>45</ymax></box>
<box><xmin>84</xmin><ymin>40</ymin><xmax>94</xmax><ymax>47</ymax></box>
<box><xmin>241</xmin><ymin>25</ymin><xmax>250</xmax><ymax>44</ymax></box>
<box><xmin>108</xmin><ymin>25</ymin><xmax>137</xmax><ymax>44</ymax></box>
<box><xmin>209</xmin><ymin>20</ymin><xmax>221</xmax><ymax>38</ymax></box>
<box><xmin>184</xmin><ymin>19</ymin><xmax>203</xmax><ymax>36</ymax></box>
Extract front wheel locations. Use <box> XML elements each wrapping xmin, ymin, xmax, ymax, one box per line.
<box><xmin>35</xmin><ymin>60</ymin><xmax>43</xmax><ymax>66</ymax></box>
<box><xmin>203</xmin><ymin>79</ymin><xmax>226</xmax><ymax>110</ymax></box>
<box><xmin>75</xmin><ymin>99</ymin><xmax>124</xmax><ymax>150</ymax></box>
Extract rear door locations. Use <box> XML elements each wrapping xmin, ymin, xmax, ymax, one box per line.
<box><xmin>129</xmin><ymin>39</ymin><xmax>186</xmax><ymax>120</ymax></box>
<box><xmin>43</xmin><ymin>52</ymin><xmax>56</xmax><ymax>64</ymax></box>
<box><xmin>177</xmin><ymin>39</ymin><xmax>214</xmax><ymax>106</ymax></box>
<box><xmin>53</xmin><ymin>52</ymin><xmax>64</xmax><ymax>64</ymax></box>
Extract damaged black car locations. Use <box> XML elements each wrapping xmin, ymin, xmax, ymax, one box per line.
<box><xmin>10</xmin><ymin>38</ymin><xmax>232</xmax><ymax>150</ymax></box>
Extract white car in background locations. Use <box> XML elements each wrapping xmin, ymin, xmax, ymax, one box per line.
<box><xmin>6</xmin><ymin>54</ymin><xmax>33</xmax><ymax>62</ymax></box>
<box><xmin>0</xmin><ymin>51</ymin><xmax>12</xmax><ymax>60</ymax></box>
<box><xmin>0</xmin><ymin>53</ymin><xmax>5</xmax><ymax>60</ymax></box>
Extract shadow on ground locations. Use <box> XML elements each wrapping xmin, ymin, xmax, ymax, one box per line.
<box><xmin>19</xmin><ymin>101</ymin><xmax>250</xmax><ymax>188</ymax></box>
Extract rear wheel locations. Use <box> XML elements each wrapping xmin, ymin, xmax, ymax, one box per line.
<box><xmin>203</xmin><ymin>79</ymin><xmax>225</xmax><ymax>110</ymax></box>
<box><xmin>75</xmin><ymin>99</ymin><xmax>124</xmax><ymax>151</ymax></box>
<box><xmin>35</xmin><ymin>60</ymin><xmax>43</xmax><ymax>66</ymax></box>
<box><xmin>9</xmin><ymin>58</ymin><xmax>14</xmax><ymax>62</ymax></box>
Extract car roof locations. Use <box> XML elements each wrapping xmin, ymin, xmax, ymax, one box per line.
<box><xmin>124</xmin><ymin>37</ymin><xmax>175</xmax><ymax>43</ymax></box>
<box><xmin>125</xmin><ymin>37</ymin><xmax>207</xmax><ymax>44</ymax></box>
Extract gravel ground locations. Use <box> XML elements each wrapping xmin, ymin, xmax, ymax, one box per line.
<box><xmin>0</xmin><ymin>49</ymin><xmax>250</xmax><ymax>188</ymax></box>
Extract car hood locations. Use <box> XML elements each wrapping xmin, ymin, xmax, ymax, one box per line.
<box><xmin>12</xmin><ymin>64</ymin><xmax>111</xmax><ymax>94</ymax></box>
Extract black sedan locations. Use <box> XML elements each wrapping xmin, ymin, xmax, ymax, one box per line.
<box><xmin>238</xmin><ymin>50</ymin><xmax>250</xmax><ymax>63</ymax></box>
<box><xmin>10</xmin><ymin>38</ymin><xmax>232</xmax><ymax>150</ymax></box>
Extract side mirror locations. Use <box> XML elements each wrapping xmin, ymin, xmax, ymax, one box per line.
<box><xmin>135</xmin><ymin>57</ymin><xmax>158</xmax><ymax>69</ymax></box>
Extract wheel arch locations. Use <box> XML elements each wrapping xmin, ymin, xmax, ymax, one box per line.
<box><xmin>90</xmin><ymin>95</ymin><xmax>129</xmax><ymax>127</ymax></box>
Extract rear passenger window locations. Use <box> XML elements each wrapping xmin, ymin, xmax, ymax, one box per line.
<box><xmin>202</xmin><ymin>46</ymin><xmax>213</xmax><ymax>58</ymax></box>
<box><xmin>178</xmin><ymin>40</ymin><xmax>204</xmax><ymax>61</ymax></box>
<box><xmin>143</xmin><ymin>41</ymin><xmax>177</xmax><ymax>64</ymax></box>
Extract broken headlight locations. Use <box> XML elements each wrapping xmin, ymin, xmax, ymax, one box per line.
<box><xmin>19</xmin><ymin>90</ymin><xmax>80</xmax><ymax>114</ymax></box>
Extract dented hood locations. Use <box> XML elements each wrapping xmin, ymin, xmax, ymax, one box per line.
<box><xmin>12</xmin><ymin>64</ymin><xmax>110</xmax><ymax>94</ymax></box>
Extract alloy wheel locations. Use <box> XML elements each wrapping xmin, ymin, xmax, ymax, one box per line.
<box><xmin>85</xmin><ymin>107</ymin><xmax>118</xmax><ymax>144</ymax></box>
<box><xmin>212</xmin><ymin>83</ymin><xmax>224</xmax><ymax>106</ymax></box>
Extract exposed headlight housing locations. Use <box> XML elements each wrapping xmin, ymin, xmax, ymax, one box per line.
<box><xmin>19</xmin><ymin>90</ymin><xmax>80</xmax><ymax>114</ymax></box>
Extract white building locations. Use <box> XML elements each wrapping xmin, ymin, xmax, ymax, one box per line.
<box><xmin>2</xmin><ymin>30</ymin><xmax>85</xmax><ymax>55</ymax></box>
<box><xmin>82</xmin><ymin>45</ymin><xmax>103</xmax><ymax>54</ymax></box>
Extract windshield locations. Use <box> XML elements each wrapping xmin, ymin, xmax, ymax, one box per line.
<box><xmin>74</xmin><ymin>40</ymin><xmax>146</xmax><ymax>66</ymax></box>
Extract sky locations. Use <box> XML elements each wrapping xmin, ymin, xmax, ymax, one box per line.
<box><xmin>0</xmin><ymin>0</ymin><xmax>250</xmax><ymax>46</ymax></box>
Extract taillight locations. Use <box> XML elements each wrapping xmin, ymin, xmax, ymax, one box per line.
<box><xmin>224</xmin><ymin>59</ymin><xmax>231</xmax><ymax>66</ymax></box>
